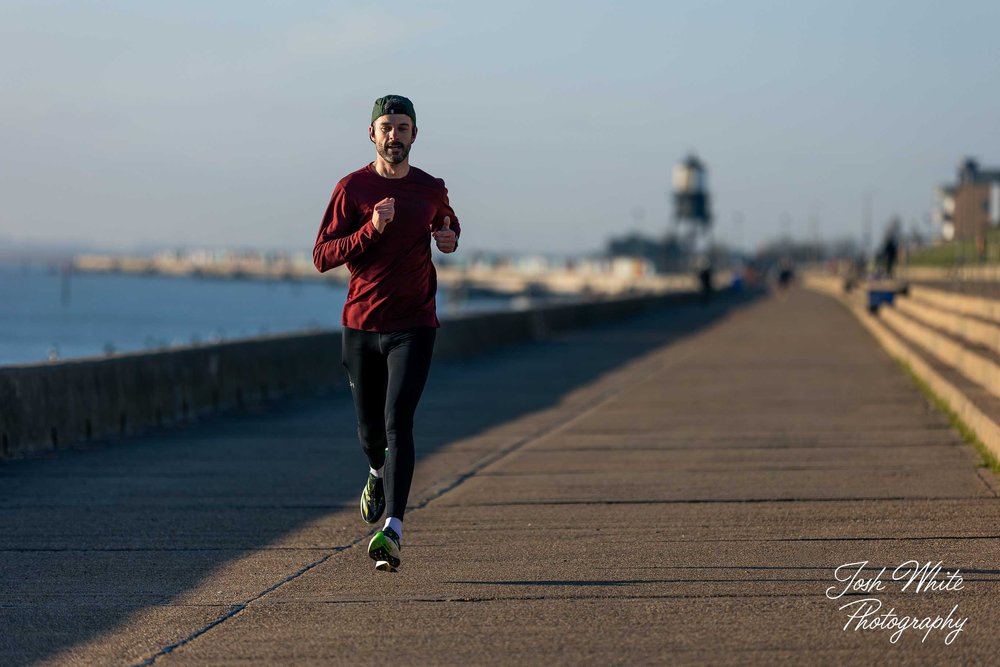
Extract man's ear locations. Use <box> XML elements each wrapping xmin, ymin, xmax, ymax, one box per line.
<box><xmin>411</xmin><ymin>125</ymin><xmax>417</xmax><ymax>143</ymax></box>
<box><xmin>368</xmin><ymin>124</ymin><xmax>375</xmax><ymax>144</ymax></box>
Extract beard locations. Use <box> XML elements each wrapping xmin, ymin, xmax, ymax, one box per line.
<box><xmin>378</xmin><ymin>140</ymin><xmax>411</xmax><ymax>164</ymax></box>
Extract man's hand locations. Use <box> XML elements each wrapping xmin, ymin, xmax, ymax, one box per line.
<box><xmin>432</xmin><ymin>216</ymin><xmax>458</xmax><ymax>253</ymax></box>
<box><xmin>372</xmin><ymin>197</ymin><xmax>395</xmax><ymax>233</ymax></box>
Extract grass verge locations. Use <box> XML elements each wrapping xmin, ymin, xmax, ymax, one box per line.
<box><xmin>906</xmin><ymin>228</ymin><xmax>1000</xmax><ymax>267</ymax></box>
<box><xmin>896</xmin><ymin>359</ymin><xmax>1000</xmax><ymax>476</ymax></box>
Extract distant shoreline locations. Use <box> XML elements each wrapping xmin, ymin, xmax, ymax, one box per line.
<box><xmin>68</xmin><ymin>253</ymin><xmax>696</xmax><ymax>298</ymax></box>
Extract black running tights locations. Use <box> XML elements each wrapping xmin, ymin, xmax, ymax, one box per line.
<box><xmin>341</xmin><ymin>326</ymin><xmax>436</xmax><ymax>520</ymax></box>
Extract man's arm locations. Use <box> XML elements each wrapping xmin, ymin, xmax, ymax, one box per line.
<box><xmin>431</xmin><ymin>180</ymin><xmax>460</xmax><ymax>253</ymax></box>
<box><xmin>312</xmin><ymin>183</ymin><xmax>381</xmax><ymax>272</ymax></box>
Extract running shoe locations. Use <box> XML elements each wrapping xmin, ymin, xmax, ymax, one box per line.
<box><xmin>368</xmin><ymin>527</ymin><xmax>401</xmax><ymax>572</ymax></box>
<box><xmin>359</xmin><ymin>472</ymin><xmax>385</xmax><ymax>524</ymax></box>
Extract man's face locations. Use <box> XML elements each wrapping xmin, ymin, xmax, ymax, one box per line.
<box><xmin>369</xmin><ymin>114</ymin><xmax>416</xmax><ymax>164</ymax></box>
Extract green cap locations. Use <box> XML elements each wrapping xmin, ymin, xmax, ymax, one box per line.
<box><xmin>371</xmin><ymin>95</ymin><xmax>416</xmax><ymax>126</ymax></box>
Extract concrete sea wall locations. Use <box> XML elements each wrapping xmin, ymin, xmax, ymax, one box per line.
<box><xmin>0</xmin><ymin>292</ymin><xmax>703</xmax><ymax>460</ymax></box>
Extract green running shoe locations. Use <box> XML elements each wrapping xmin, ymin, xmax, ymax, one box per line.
<box><xmin>368</xmin><ymin>527</ymin><xmax>401</xmax><ymax>572</ymax></box>
<box><xmin>359</xmin><ymin>472</ymin><xmax>385</xmax><ymax>524</ymax></box>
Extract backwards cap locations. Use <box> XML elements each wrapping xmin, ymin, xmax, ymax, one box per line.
<box><xmin>371</xmin><ymin>95</ymin><xmax>416</xmax><ymax>125</ymax></box>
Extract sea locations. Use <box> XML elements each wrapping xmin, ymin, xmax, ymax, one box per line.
<box><xmin>0</xmin><ymin>262</ymin><xmax>517</xmax><ymax>366</ymax></box>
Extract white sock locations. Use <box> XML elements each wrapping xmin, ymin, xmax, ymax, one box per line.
<box><xmin>370</xmin><ymin>465</ymin><xmax>383</xmax><ymax>479</ymax></box>
<box><xmin>383</xmin><ymin>516</ymin><xmax>403</xmax><ymax>540</ymax></box>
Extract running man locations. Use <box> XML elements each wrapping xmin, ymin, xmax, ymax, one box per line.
<box><xmin>312</xmin><ymin>95</ymin><xmax>459</xmax><ymax>572</ymax></box>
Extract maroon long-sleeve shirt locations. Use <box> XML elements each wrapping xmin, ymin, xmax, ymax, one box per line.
<box><xmin>313</xmin><ymin>163</ymin><xmax>460</xmax><ymax>332</ymax></box>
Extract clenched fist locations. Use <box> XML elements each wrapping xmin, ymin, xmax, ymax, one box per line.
<box><xmin>372</xmin><ymin>197</ymin><xmax>395</xmax><ymax>233</ymax></box>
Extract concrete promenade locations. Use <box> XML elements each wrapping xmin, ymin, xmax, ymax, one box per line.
<box><xmin>3</xmin><ymin>288</ymin><xmax>1000</xmax><ymax>665</ymax></box>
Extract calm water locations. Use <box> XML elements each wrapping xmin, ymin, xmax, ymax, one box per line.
<box><xmin>0</xmin><ymin>263</ymin><xmax>514</xmax><ymax>366</ymax></box>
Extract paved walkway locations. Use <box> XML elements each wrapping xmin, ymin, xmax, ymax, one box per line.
<box><xmin>3</xmin><ymin>288</ymin><xmax>1000</xmax><ymax>665</ymax></box>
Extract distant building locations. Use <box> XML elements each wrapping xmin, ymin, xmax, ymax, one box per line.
<box><xmin>936</xmin><ymin>158</ymin><xmax>1000</xmax><ymax>241</ymax></box>
<box><xmin>605</xmin><ymin>231</ymin><xmax>687</xmax><ymax>273</ymax></box>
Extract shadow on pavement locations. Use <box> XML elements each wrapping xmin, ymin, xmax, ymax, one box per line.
<box><xmin>0</xmin><ymin>290</ymin><xmax>761</xmax><ymax>665</ymax></box>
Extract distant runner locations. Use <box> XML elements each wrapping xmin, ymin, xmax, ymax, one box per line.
<box><xmin>312</xmin><ymin>95</ymin><xmax>460</xmax><ymax>572</ymax></box>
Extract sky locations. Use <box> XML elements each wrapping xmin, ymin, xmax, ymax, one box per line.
<box><xmin>1</xmin><ymin>0</ymin><xmax>999</xmax><ymax>256</ymax></box>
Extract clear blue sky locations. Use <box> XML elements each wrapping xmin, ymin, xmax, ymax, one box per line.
<box><xmin>1</xmin><ymin>0</ymin><xmax>998</xmax><ymax>255</ymax></box>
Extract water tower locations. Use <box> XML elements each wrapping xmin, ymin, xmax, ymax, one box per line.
<box><xmin>672</xmin><ymin>154</ymin><xmax>712</xmax><ymax>229</ymax></box>
<box><xmin>672</xmin><ymin>154</ymin><xmax>713</xmax><ymax>275</ymax></box>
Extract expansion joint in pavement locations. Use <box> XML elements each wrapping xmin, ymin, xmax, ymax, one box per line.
<box><xmin>134</xmin><ymin>346</ymin><xmax>696</xmax><ymax>665</ymax></box>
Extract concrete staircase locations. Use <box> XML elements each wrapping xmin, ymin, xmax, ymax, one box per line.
<box><xmin>885</xmin><ymin>285</ymin><xmax>1000</xmax><ymax>398</ymax></box>
<box><xmin>804</xmin><ymin>275</ymin><xmax>1000</xmax><ymax>459</ymax></box>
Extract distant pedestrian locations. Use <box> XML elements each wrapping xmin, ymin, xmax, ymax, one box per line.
<box><xmin>696</xmin><ymin>258</ymin><xmax>713</xmax><ymax>303</ymax></box>
<box><xmin>313</xmin><ymin>95</ymin><xmax>460</xmax><ymax>572</ymax></box>
<box><xmin>881</xmin><ymin>220</ymin><xmax>900</xmax><ymax>278</ymax></box>
<box><xmin>777</xmin><ymin>258</ymin><xmax>794</xmax><ymax>297</ymax></box>
<box><xmin>882</xmin><ymin>235</ymin><xmax>898</xmax><ymax>278</ymax></box>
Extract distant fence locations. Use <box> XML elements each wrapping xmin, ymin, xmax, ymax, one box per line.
<box><xmin>0</xmin><ymin>291</ymin><xmax>724</xmax><ymax>460</ymax></box>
